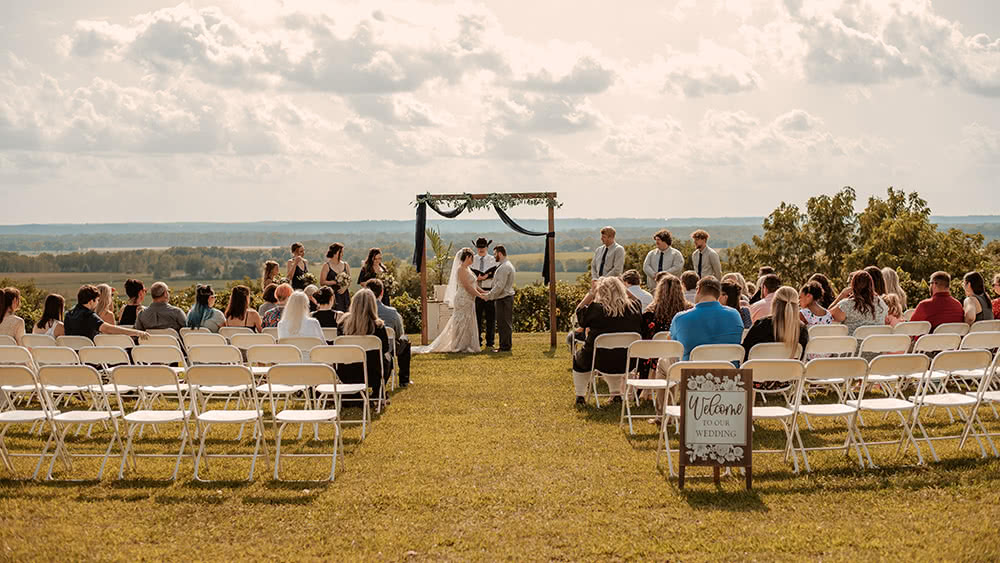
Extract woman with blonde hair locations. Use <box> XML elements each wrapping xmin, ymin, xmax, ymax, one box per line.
<box><xmin>881</xmin><ymin>267</ymin><xmax>907</xmax><ymax>310</ymax></box>
<box><xmin>883</xmin><ymin>293</ymin><xmax>904</xmax><ymax>327</ymax></box>
<box><xmin>336</xmin><ymin>288</ymin><xmax>392</xmax><ymax>408</ymax></box>
<box><xmin>742</xmin><ymin>286</ymin><xmax>809</xmax><ymax>362</ymax></box>
<box><xmin>92</xmin><ymin>284</ymin><xmax>116</xmax><ymax>326</ymax></box>
<box><xmin>277</xmin><ymin>291</ymin><xmax>324</xmax><ymax>340</ymax></box>
<box><xmin>571</xmin><ymin>277</ymin><xmax>643</xmax><ymax>405</ymax></box>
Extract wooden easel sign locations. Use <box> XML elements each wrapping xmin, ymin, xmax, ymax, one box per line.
<box><xmin>678</xmin><ymin>368</ymin><xmax>753</xmax><ymax>490</ymax></box>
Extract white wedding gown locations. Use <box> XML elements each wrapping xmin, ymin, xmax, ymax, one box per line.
<box><xmin>415</xmin><ymin>265</ymin><xmax>481</xmax><ymax>354</ymax></box>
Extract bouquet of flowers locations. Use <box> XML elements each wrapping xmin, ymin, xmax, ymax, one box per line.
<box><xmin>335</xmin><ymin>270</ymin><xmax>351</xmax><ymax>291</ymax></box>
<box><xmin>377</xmin><ymin>269</ymin><xmax>397</xmax><ymax>297</ymax></box>
<box><xmin>302</xmin><ymin>272</ymin><xmax>319</xmax><ymax>286</ymax></box>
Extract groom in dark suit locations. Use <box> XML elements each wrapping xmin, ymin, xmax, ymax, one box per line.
<box><xmin>485</xmin><ymin>245</ymin><xmax>516</xmax><ymax>352</ymax></box>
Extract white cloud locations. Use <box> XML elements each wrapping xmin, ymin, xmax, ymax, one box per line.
<box><xmin>630</xmin><ymin>40</ymin><xmax>762</xmax><ymax>97</ymax></box>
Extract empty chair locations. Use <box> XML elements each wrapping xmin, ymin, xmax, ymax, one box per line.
<box><xmin>581</xmin><ymin>332</ymin><xmax>641</xmax><ymax>408</ymax></box>
<box><xmin>858</xmin><ymin>334</ymin><xmax>912</xmax><ymax>357</ymax></box>
<box><xmin>803</xmin><ymin>336</ymin><xmax>857</xmax><ymax>358</ymax></box>
<box><xmin>961</xmin><ymin>354</ymin><xmax>1000</xmax><ymax>456</ymax></box>
<box><xmin>110</xmin><ymin>365</ymin><xmax>190</xmax><ymax>480</ymax></box>
<box><xmin>961</xmin><ymin>331</ymin><xmax>1000</xmax><ymax>351</ymax></box>
<box><xmin>129</xmin><ymin>345</ymin><xmax>189</xmax><ymax>407</ymax></box>
<box><xmin>311</xmin><ymin>345</ymin><xmax>371</xmax><ymax>439</ymax></box>
<box><xmin>689</xmin><ymin>343</ymin><xmax>743</xmax><ymax>363</ymax></box>
<box><xmin>267</xmin><ymin>364</ymin><xmax>343</xmax><ymax>481</ymax></box>
<box><xmin>246</xmin><ymin>344</ymin><xmax>301</xmax><ymax>375</ymax></box>
<box><xmin>748</xmin><ymin>342</ymin><xmax>803</xmax><ymax>361</ymax></box>
<box><xmin>913</xmin><ymin>333</ymin><xmax>962</xmax><ymax>354</ymax></box>
<box><xmin>219</xmin><ymin>327</ymin><xmax>254</xmax><ymax>341</ymax></box>
<box><xmin>619</xmin><ymin>340</ymin><xmax>684</xmax><ymax>434</ymax></box>
<box><xmin>933</xmin><ymin>322</ymin><xmax>970</xmax><ymax>336</ymax></box>
<box><xmin>0</xmin><ymin>346</ymin><xmax>37</xmax><ymax>398</ymax></box>
<box><xmin>0</xmin><ymin>335</ymin><xmax>14</xmax><ymax>346</ymax></box>
<box><xmin>187</xmin><ymin>365</ymin><xmax>267</xmax><ymax>481</ymax></box>
<box><xmin>183</xmin><ymin>332</ymin><xmax>226</xmax><ymax>349</ymax></box>
<box><xmin>798</xmin><ymin>358</ymin><xmax>869</xmax><ymax>470</ymax></box>
<box><xmin>94</xmin><ymin>334</ymin><xmax>135</xmax><ymax>349</ymax></box>
<box><xmin>231</xmin><ymin>333</ymin><xmax>276</xmax><ymax>351</ymax></box>
<box><xmin>187</xmin><ymin>345</ymin><xmax>242</xmax><ymax>366</ymax></box>
<box><xmin>21</xmin><ymin>334</ymin><xmax>56</xmax><ymax>349</ymax></box>
<box><xmin>893</xmin><ymin>321</ymin><xmax>931</xmax><ymax>337</ymax></box>
<box><xmin>79</xmin><ymin>346</ymin><xmax>130</xmax><ymax>369</ymax></box>
<box><xmin>55</xmin><ymin>335</ymin><xmax>94</xmax><ymax>351</ymax></box>
<box><xmin>144</xmin><ymin>334</ymin><xmax>181</xmax><ymax>349</ymax></box>
<box><xmin>0</xmin><ymin>365</ymin><xmax>48</xmax><ymax>478</ymax></box>
<box><xmin>179</xmin><ymin>327</ymin><xmax>210</xmax><ymax>337</ymax></box>
<box><xmin>808</xmin><ymin>324</ymin><xmax>849</xmax><ymax>338</ymax></box>
<box><xmin>744</xmin><ymin>359</ymin><xmax>806</xmax><ymax>472</ymax></box>
<box><xmin>853</xmin><ymin>325</ymin><xmax>893</xmax><ymax>340</ymax></box>
<box><xmin>32</xmin><ymin>346</ymin><xmax>79</xmax><ymax>367</ymax></box>
<box><xmin>278</xmin><ymin>337</ymin><xmax>326</xmax><ymax>360</ymax></box>
<box><xmin>147</xmin><ymin>328</ymin><xmax>180</xmax><ymax>339</ymax></box>
<box><xmin>970</xmin><ymin>320</ymin><xmax>1000</xmax><ymax>333</ymax></box>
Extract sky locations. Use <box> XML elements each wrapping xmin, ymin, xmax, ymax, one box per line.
<box><xmin>0</xmin><ymin>0</ymin><xmax>998</xmax><ymax>224</ymax></box>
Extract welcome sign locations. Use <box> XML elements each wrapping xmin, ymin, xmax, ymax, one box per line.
<box><xmin>678</xmin><ymin>368</ymin><xmax>753</xmax><ymax>490</ymax></box>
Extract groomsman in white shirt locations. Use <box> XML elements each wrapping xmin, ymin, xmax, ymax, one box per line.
<box><xmin>642</xmin><ymin>229</ymin><xmax>684</xmax><ymax>287</ymax></box>
<box><xmin>472</xmin><ymin>237</ymin><xmax>498</xmax><ymax>349</ymax></box>
<box><xmin>690</xmin><ymin>229</ymin><xmax>722</xmax><ymax>281</ymax></box>
<box><xmin>591</xmin><ymin>226</ymin><xmax>625</xmax><ymax>280</ymax></box>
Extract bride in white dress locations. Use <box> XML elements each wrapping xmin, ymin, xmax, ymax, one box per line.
<box><xmin>414</xmin><ymin>248</ymin><xmax>487</xmax><ymax>354</ymax></box>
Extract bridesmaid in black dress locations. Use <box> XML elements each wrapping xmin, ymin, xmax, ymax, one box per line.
<box><xmin>358</xmin><ymin>248</ymin><xmax>391</xmax><ymax>306</ymax></box>
<box><xmin>286</xmin><ymin>242</ymin><xmax>309</xmax><ymax>290</ymax></box>
<box><xmin>320</xmin><ymin>242</ymin><xmax>351</xmax><ymax>312</ymax></box>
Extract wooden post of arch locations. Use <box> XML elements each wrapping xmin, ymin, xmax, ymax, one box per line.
<box><xmin>418</xmin><ymin>192</ymin><xmax>558</xmax><ymax>348</ymax></box>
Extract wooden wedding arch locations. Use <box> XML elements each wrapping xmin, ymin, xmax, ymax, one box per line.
<box><xmin>413</xmin><ymin>192</ymin><xmax>559</xmax><ymax>347</ymax></box>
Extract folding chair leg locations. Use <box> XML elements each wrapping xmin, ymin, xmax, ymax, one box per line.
<box><xmin>118</xmin><ymin>424</ymin><xmax>139</xmax><ymax>479</ymax></box>
<box><xmin>193</xmin><ymin>425</ymin><xmax>210</xmax><ymax>481</ymax></box>
<box><xmin>273</xmin><ymin>422</ymin><xmax>285</xmax><ymax>480</ymax></box>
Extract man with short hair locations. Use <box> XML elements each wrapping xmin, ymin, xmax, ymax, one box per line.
<box><xmin>262</xmin><ymin>283</ymin><xmax>294</xmax><ymax>328</ymax></box>
<box><xmin>642</xmin><ymin>229</ymin><xmax>684</xmax><ymax>287</ymax></box>
<box><xmin>134</xmin><ymin>282</ymin><xmax>186</xmax><ymax>331</ymax></box>
<box><xmin>681</xmin><ymin>271</ymin><xmax>699</xmax><ymax>303</ymax></box>
<box><xmin>621</xmin><ymin>269</ymin><xmax>652</xmax><ymax>310</ymax></box>
<box><xmin>749</xmin><ymin>274</ymin><xmax>782</xmax><ymax>322</ymax></box>
<box><xmin>666</xmin><ymin>276</ymin><xmax>744</xmax><ymax>361</ymax></box>
<box><xmin>749</xmin><ymin>266</ymin><xmax>775</xmax><ymax>304</ymax></box>
<box><xmin>485</xmin><ymin>245</ymin><xmax>516</xmax><ymax>352</ymax></box>
<box><xmin>65</xmin><ymin>285</ymin><xmax>150</xmax><ymax>341</ymax></box>
<box><xmin>690</xmin><ymin>229</ymin><xmax>722</xmax><ymax>281</ymax></box>
<box><xmin>911</xmin><ymin>271</ymin><xmax>965</xmax><ymax>330</ymax></box>
<box><xmin>365</xmin><ymin>278</ymin><xmax>412</xmax><ymax>388</ymax></box>
<box><xmin>472</xmin><ymin>237</ymin><xmax>498</xmax><ymax>349</ymax></box>
<box><xmin>591</xmin><ymin>226</ymin><xmax>625</xmax><ymax>280</ymax></box>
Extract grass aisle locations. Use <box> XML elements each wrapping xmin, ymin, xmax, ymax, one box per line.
<box><xmin>2</xmin><ymin>333</ymin><xmax>1000</xmax><ymax>560</ymax></box>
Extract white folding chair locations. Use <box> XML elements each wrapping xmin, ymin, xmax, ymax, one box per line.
<box><xmin>278</xmin><ymin>337</ymin><xmax>326</xmax><ymax>361</ymax></box>
<box><xmin>262</xmin><ymin>327</ymin><xmax>279</xmax><ymax>339</ymax></box>
<box><xmin>797</xmin><ymin>358</ymin><xmax>869</xmax><ymax>470</ymax></box>
<box><xmin>32</xmin><ymin>346</ymin><xmax>80</xmax><ymax>367</ymax></box>
<box><xmin>893</xmin><ymin>321</ymin><xmax>931</xmax><ymax>337</ymax></box>
<box><xmin>857</xmin><ymin>334</ymin><xmax>913</xmax><ymax>396</ymax></box>
<box><xmin>231</xmin><ymin>333</ymin><xmax>276</xmax><ymax>352</ymax></box>
<box><xmin>246</xmin><ymin>344</ymin><xmax>301</xmax><ymax>379</ymax></box>
<box><xmin>808</xmin><ymin>324</ymin><xmax>848</xmax><ymax>338</ymax></box>
<box><xmin>0</xmin><ymin>346</ymin><xmax>38</xmax><ymax>406</ymax></box>
<box><xmin>744</xmin><ymin>359</ymin><xmax>806</xmax><ymax>472</ymax></box>
<box><xmin>652</xmin><ymin>331</ymin><xmax>671</xmax><ymax>341</ymax></box>
<box><xmin>748</xmin><ymin>343</ymin><xmax>802</xmax><ymax>360</ymax></box>
<box><xmin>187</xmin><ymin>365</ymin><xmax>267</xmax><ymax>481</ymax></box>
<box><xmin>322</xmin><ymin>328</ymin><xmax>339</xmax><ymax>343</ymax></box>
<box><xmin>903</xmin><ymin>309</ymin><xmax>915</xmax><ymax>321</ymax></box>
<box><xmin>186</xmin><ymin>346</ymin><xmax>248</xmax><ymax>414</ymax></box>
<box><xmin>21</xmin><ymin>334</ymin><xmax>56</xmax><ymax>349</ymax></box>
<box><xmin>79</xmin><ymin>347</ymin><xmax>134</xmax><ymax>395</ymax></box>
<box><xmin>0</xmin><ymin>335</ymin><xmax>15</xmax><ymax>346</ymax></box>
<box><xmin>219</xmin><ymin>326</ymin><xmax>254</xmax><ymax>341</ymax></box>
<box><xmin>333</xmin><ymin>335</ymin><xmax>386</xmax><ymax>412</ymax></box>
<box><xmin>148</xmin><ymin>328</ymin><xmax>181</xmax><ymax>339</ymax></box>
<box><xmin>846</xmin><ymin>354</ymin><xmax>930</xmax><ymax>467</ymax></box>
<box><xmin>655</xmin><ymin>361</ymin><xmax>736</xmax><ymax>476</ymax></box>
<box><xmin>179</xmin><ymin>327</ymin><xmax>210</xmax><ymax>337</ymax></box>
<box><xmin>619</xmin><ymin>340</ymin><xmax>683</xmax><ymax>434</ymax></box>
<box><xmin>311</xmin><ymin>345</ymin><xmax>371</xmax><ymax>439</ymax></box>
<box><xmin>267</xmin><ymin>364</ymin><xmax>343</xmax><ymax>481</ymax></box>
<box><xmin>853</xmin><ymin>325</ymin><xmax>893</xmax><ymax>340</ymax></box>
<box><xmin>970</xmin><ymin>320</ymin><xmax>1000</xmax><ymax>333</ymax></box>
<box><xmin>0</xmin><ymin>365</ymin><xmax>50</xmax><ymax>479</ymax></box>
<box><xmin>934</xmin><ymin>322</ymin><xmax>970</xmax><ymax>336</ymax></box>
<box><xmin>131</xmin><ymin>345</ymin><xmax>189</xmax><ymax>411</ymax></box>
<box><xmin>55</xmin><ymin>335</ymin><xmax>94</xmax><ymax>351</ymax></box>
<box><xmin>961</xmin><ymin>354</ymin><xmax>1000</xmax><ymax>455</ymax></box>
<box><xmin>94</xmin><ymin>334</ymin><xmax>135</xmax><ymax>349</ymax></box>
<box><xmin>37</xmin><ymin>365</ymin><xmax>123</xmax><ymax>480</ymax></box>
<box><xmin>584</xmin><ymin>332</ymin><xmax>641</xmax><ymax>407</ymax></box>
<box><xmin>183</xmin><ymin>332</ymin><xmax>227</xmax><ymax>350</ymax></box>
<box><xmin>905</xmin><ymin>334</ymin><xmax>963</xmax><ymax>392</ymax></box>
<box><xmin>111</xmin><ymin>365</ymin><xmax>191</xmax><ymax>480</ymax></box>
<box><xmin>908</xmin><ymin>349</ymin><xmax>995</xmax><ymax>462</ymax></box>
<box><xmin>954</xmin><ymin>332</ymin><xmax>1000</xmax><ymax>390</ymax></box>
<box><xmin>804</xmin><ymin>336</ymin><xmax>857</xmax><ymax>359</ymax></box>
<box><xmin>144</xmin><ymin>334</ymin><xmax>182</xmax><ymax>349</ymax></box>
<box><xmin>689</xmin><ymin>344</ymin><xmax>743</xmax><ymax>363</ymax></box>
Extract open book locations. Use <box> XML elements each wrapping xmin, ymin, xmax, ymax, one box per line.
<box><xmin>471</xmin><ymin>265</ymin><xmax>498</xmax><ymax>278</ymax></box>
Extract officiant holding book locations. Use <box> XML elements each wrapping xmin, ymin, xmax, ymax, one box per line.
<box><xmin>472</xmin><ymin>237</ymin><xmax>498</xmax><ymax>349</ymax></box>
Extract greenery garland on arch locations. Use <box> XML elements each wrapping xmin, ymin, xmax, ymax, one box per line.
<box><xmin>413</xmin><ymin>192</ymin><xmax>561</xmax><ymax>211</ymax></box>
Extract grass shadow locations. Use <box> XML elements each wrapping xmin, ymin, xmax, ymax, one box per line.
<box><xmin>679</xmin><ymin>486</ymin><xmax>769</xmax><ymax>512</ymax></box>
<box><xmin>241</xmin><ymin>494</ymin><xmax>318</xmax><ymax>506</ymax></box>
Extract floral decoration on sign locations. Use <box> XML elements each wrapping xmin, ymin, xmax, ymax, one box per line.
<box><xmin>687</xmin><ymin>444</ymin><xmax>745</xmax><ymax>463</ymax></box>
<box><xmin>686</xmin><ymin>372</ymin><xmax>745</xmax><ymax>392</ymax></box>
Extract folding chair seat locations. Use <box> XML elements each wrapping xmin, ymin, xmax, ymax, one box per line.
<box><xmin>37</xmin><ymin>365</ymin><xmax>123</xmax><ymax>480</ymax></box>
<box><xmin>953</xmin><ymin>332</ymin><xmax>1000</xmax><ymax>388</ymax></box>
<box><xmin>689</xmin><ymin>343</ymin><xmax>743</xmax><ymax>363</ymax></box>
<box><xmin>21</xmin><ymin>334</ymin><xmax>56</xmax><ymax>349</ymax></box>
<box><xmin>219</xmin><ymin>326</ymin><xmax>254</xmax><ymax>341</ymax></box>
<box><xmin>94</xmin><ymin>334</ymin><xmax>135</xmax><ymax>349</ymax></box>
<box><xmin>655</xmin><ymin>361</ymin><xmax>737</xmax><ymax>476</ymax></box>
<box><xmin>311</xmin><ymin>345</ymin><xmax>371</xmax><ymax>439</ymax></box>
<box><xmin>906</xmin><ymin>334</ymin><xmax>963</xmax><ymax>390</ymax></box>
<box><xmin>853</xmin><ymin>325</ymin><xmax>893</xmax><ymax>340</ymax></box>
<box><xmin>186</xmin><ymin>345</ymin><xmax>249</xmax><ymax>401</ymax></box>
<box><xmin>267</xmin><ymin>364</ymin><xmax>343</xmax><ymax>481</ymax></box>
<box><xmin>933</xmin><ymin>322</ymin><xmax>970</xmax><ymax>336</ymax></box>
<box><xmin>110</xmin><ymin>365</ymin><xmax>191</xmax><ymax>480</ymax></box>
<box><xmin>744</xmin><ymin>359</ymin><xmax>806</xmax><ymax>472</ymax></box>
<box><xmin>808</xmin><ymin>324</ymin><xmax>848</xmax><ymax>338</ymax></box>
<box><xmin>584</xmin><ymin>332</ymin><xmax>641</xmax><ymax>407</ymax></box>
<box><xmin>970</xmin><ymin>320</ymin><xmax>1000</xmax><ymax>333</ymax></box>
<box><xmin>0</xmin><ymin>365</ymin><xmax>51</xmax><ymax>479</ymax></box>
<box><xmin>797</xmin><ymin>358</ymin><xmax>868</xmax><ymax>470</ymax></box>
<box><xmin>55</xmin><ymin>336</ymin><xmax>94</xmax><ymax>351</ymax></box>
<box><xmin>182</xmin><ymin>332</ymin><xmax>226</xmax><ymax>350</ymax></box>
<box><xmin>846</xmin><ymin>354</ymin><xmax>929</xmax><ymax>467</ymax></box>
<box><xmin>620</xmin><ymin>339</ymin><xmax>683</xmax><ymax>434</ymax></box>
<box><xmin>131</xmin><ymin>346</ymin><xmax>189</xmax><ymax>406</ymax></box>
<box><xmin>893</xmin><ymin>321</ymin><xmax>931</xmax><ymax>337</ymax></box>
<box><xmin>187</xmin><ymin>365</ymin><xmax>267</xmax><ymax>481</ymax></box>
<box><xmin>856</xmin><ymin>335</ymin><xmax>913</xmax><ymax>395</ymax></box>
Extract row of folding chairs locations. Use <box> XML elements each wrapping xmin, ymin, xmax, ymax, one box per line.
<box><xmin>808</xmin><ymin>320</ymin><xmax>1000</xmax><ymax>340</ymax></box>
<box><xmin>0</xmin><ymin>359</ymin><xmax>372</xmax><ymax>482</ymax></box>
<box><xmin>19</xmin><ymin>328</ymin><xmax>342</xmax><ymax>353</ymax></box>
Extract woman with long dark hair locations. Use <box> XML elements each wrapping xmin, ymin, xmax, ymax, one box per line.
<box><xmin>119</xmin><ymin>279</ymin><xmax>145</xmax><ymax>325</ymax></box>
<box><xmin>286</xmin><ymin>243</ymin><xmax>309</xmax><ymax>291</ymax></box>
<box><xmin>358</xmin><ymin>248</ymin><xmax>390</xmax><ymax>306</ymax></box>
<box><xmin>864</xmin><ymin>266</ymin><xmax>886</xmax><ymax>295</ymax></box>
<box><xmin>808</xmin><ymin>273</ymin><xmax>837</xmax><ymax>309</ymax></box>
<box><xmin>320</xmin><ymin>243</ymin><xmax>351</xmax><ymax>312</ymax></box>
<box><xmin>799</xmin><ymin>281</ymin><xmax>832</xmax><ymax>327</ymax></box>
<box><xmin>963</xmin><ymin>271</ymin><xmax>994</xmax><ymax>324</ymax></box>
<box><xmin>187</xmin><ymin>285</ymin><xmax>225</xmax><ymax>332</ymax></box>
<box><xmin>33</xmin><ymin>294</ymin><xmax>65</xmax><ymax>337</ymax></box>
<box><xmin>830</xmin><ymin>271</ymin><xmax>888</xmax><ymax>335</ymax></box>
<box><xmin>224</xmin><ymin>285</ymin><xmax>262</xmax><ymax>332</ymax></box>
<box><xmin>0</xmin><ymin>287</ymin><xmax>25</xmax><ymax>345</ymax></box>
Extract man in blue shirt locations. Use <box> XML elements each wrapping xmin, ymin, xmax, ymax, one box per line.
<box><xmin>670</xmin><ymin>276</ymin><xmax>744</xmax><ymax>360</ymax></box>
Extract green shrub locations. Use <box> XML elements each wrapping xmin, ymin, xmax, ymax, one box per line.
<box><xmin>513</xmin><ymin>281</ymin><xmax>588</xmax><ymax>332</ymax></box>
<box><xmin>392</xmin><ymin>293</ymin><xmax>422</xmax><ymax>334</ymax></box>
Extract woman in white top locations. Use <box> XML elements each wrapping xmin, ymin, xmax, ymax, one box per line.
<box><xmin>277</xmin><ymin>291</ymin><xmax>325</xmax><ymax>340</ymax></box>
<box><xmin>32</xmin><ymin>294</ymin><xmax>66</xmax><ymax>337</ymax></box>
<box><xmin>0</xmin><ymin>287</ymin><xmax>26</xmax><ymax>345</ymax></box>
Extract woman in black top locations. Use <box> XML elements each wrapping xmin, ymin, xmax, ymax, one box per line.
<box><xmin>320</xmin><ymin>243</ymin><xmax>351</xmax><ymax>312</ymax></box>
<box><xmin>639</xmin><ymin>274</ymin><xmax>690</xmax><ymax>376</ymax></box>
<box><xmin>358</xmin><ymin>248</ymin><xmax>390</xmax><ymax>306</ymax></box>
<box><xmin>118</xmin><ymin>278</ymin><xmax>145</xmax><ymax>325</ymax></box>
<box><xmin>311</xmin><ymin>286</ymin><xmax>339</xmax><ymax>329</ymax></box>
<box><xmin>286</xmin><ymin>242</ymin><xmax>309</xmax><ymax>290</ymax></box>
<box><xmin>742</xmin><ymin>286</ymin><xmax>809</xmax><ymax>391</ymax></box>
<box><xmin>572</xmin><ymin>277</ymin><xmax>643</xmax><ymax>404</ymax></box>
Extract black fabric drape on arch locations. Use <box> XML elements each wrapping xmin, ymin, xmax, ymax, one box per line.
<box><xmin>492</xmin><ymin>204</ymin><xmax>554</xmax><ymax>284</ymax></box>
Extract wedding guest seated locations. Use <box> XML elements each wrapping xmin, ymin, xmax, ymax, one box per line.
<box><xmin>0</xmin><ymin>287</ymin><xmax>26</xmax><ymax>345</ymax></box>
<box><xmin>304</xmin><ymin>284</ymin><xmax>319</xmax><ymax>312</ymax></box>
<box><xmin>884</xmin><ymin>293</ymin><xmax>904</xmax><ymax>327</ymax></box>
<box><xmin>830</xmin><ymin>271</ymin><xmax>888</xmax><ymax>335</ymax></box>
<box><xmin>668</xmin><ymin>277</ymin><xmax>743</xmax><ymax>361</ymax></box>
<box><xmin>910</xmin><ymin>271</ymin><xmax>964</xmax><ymax>331</ymax></box>
<box><xmin>187</xmin><ymin>285</ymin><xmax>226</xmax><ymax>332</ymax></box>
<box><xmin>258</xmin><ymin>283</ymin><xmax>278</xmax><ymax>316</ymax></box>
<box><xmin>721</xmin><ymin>272</ymin><xmax>751</xmax><ymax>306</ymax></box>
<box><xmin>962</xmin><ymin>271</ymin><xmax>994</xmax><ymax>324</ymax></box>
<box><xmin>808</xmin><ymin>273</ymin><xmax>837</xmax><ymax>308</ymax></box>
<box><xmin>742</xmin><ymin>286</ymin><xmax>809</xmax><ymax>361</ymax></box>
<box><xmin>865</xmin><ymin>265</ymin><xmax>886</xmax><ymax>295</ymax></box>
<box><xmin>720</xmin><ymin>281</ymin><xmax>752</xmax><ymax>328</ymax></box>
<box><xmin>135</xmin><ymin>282</ymin><xmax>186</xmax><ymax>332</ymax></box>
<box><xmin>95</xmin><ymin>284</ymin><xmax>117</xmax><ymax>326</ymax></box>
<box><xmin>571</xmin><ymin>277</ymin><xmax>643</xmax><ymax>405</ymax></box>
<box><xmin>262</xmin><ymin>260</ymin><xmax>280</xmax><ymax>288</ymax></box>
<box><xmin>66</xmin><ymin>285</ymin><xmax>149</xmax><ymax>341</ymax></box>
<box><xmin>591</xmin><ymin>227</ymin><xmax>625</xmax><ymax>279</ymax></box>
<box><xmin>336</xmin><ymin>288</ymin><xmax>392</xmax><ymax>408</ymax></box>
<box><xmin>749</xmin><ymin>274</ymin><xmax>781</xmax><ymax>322</ymax></box>
<box><xmin>882</xmin><ymin>267</ymin><xmax>908</xmax><ymax>310</ymax></box>
<box><xmin>993</xmin><ymin>274</ymin><xmax>1000</xmax><ymax>319</ymax></box>
<box><xmin>119</xmin><ymin>278</ymin><xmax>145</xmax><ymax>325</ymax></box>
<box><xmin>622</xmin><ymin>269</ymin><xmax>652</xmax><ymax>309</ymax></box>
<box><xmin>277</xmin><ymin>291</ymin><xmax>325</xmax><ymax>340</ymax></box>
<box><xmin>367</xmin><ymin>278</ymin><xmax>411</xmax><ymax>388</ymax></box>
<box><xmin>262</xmin><ymin>283</ymin><xmax>293</xmax><ymax>328</ymax></box>
<box><xmin>681</xmin><ymin>271</ymin><xmax>699</xmax><ymax>303</ymax></box>
<box><xmin>311</xmin><ymin>286</ymin><xmax>339</xmax><ymax>328</ymax></box>
<box><xmin>640</xmin><ymin>274</ymin><xmax>690</xmax><ymax>388</ymax></box>
<box><xmin>749</xmin><ymin>266</ymin><xmax>775</xmax><ymax>304</ymax></box>
<box><xmin>224</xmin><ymin>285</ymin><xmax>262</xmax><ymax>332</ymax></box>
<box><xmin>32</xmin><ymin>294</ymin><xmax>65</xmax><ymax>338</ymax></box>
<box><xmin>799</xmin><ymin>281</ymin><xmax>832</xmax><ymax>327</ymax></box>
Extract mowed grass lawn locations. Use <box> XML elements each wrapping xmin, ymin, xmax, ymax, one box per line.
<box><xmin>2</xmin><ymin>333</ymin><xmax>1000</xmax><ymax>560</ymax></box>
